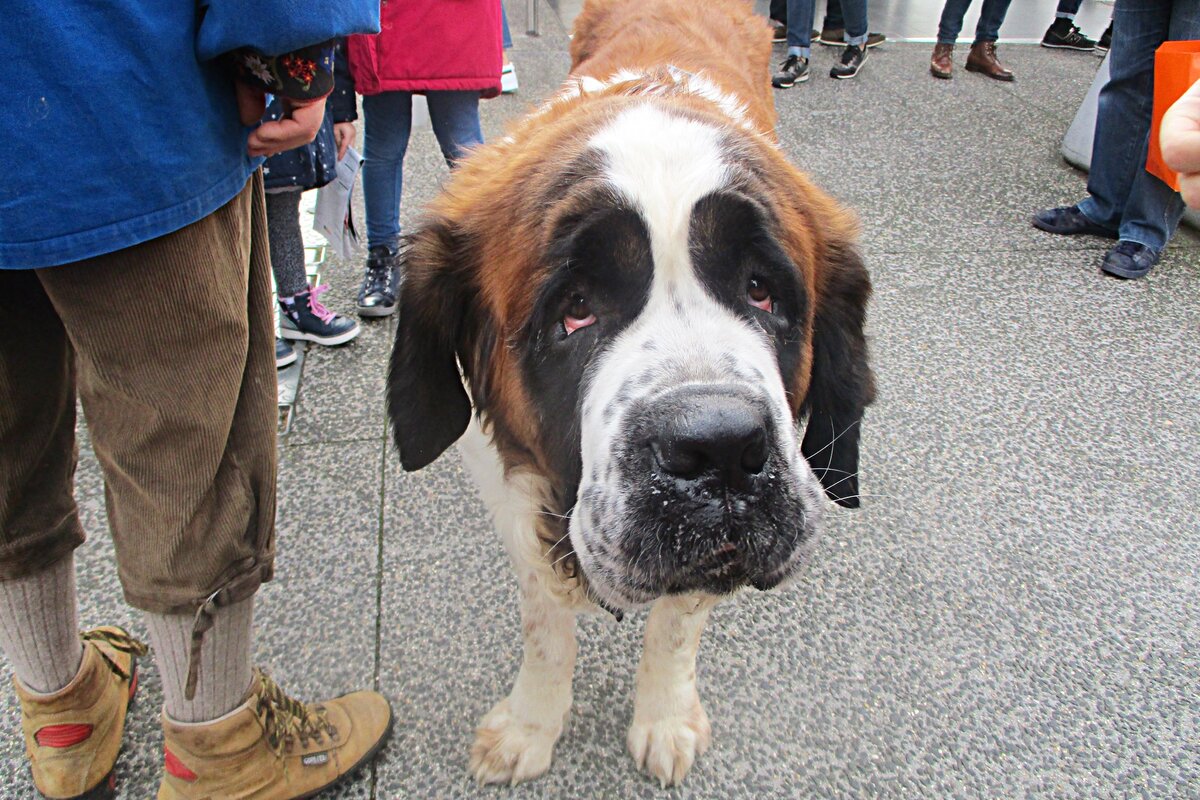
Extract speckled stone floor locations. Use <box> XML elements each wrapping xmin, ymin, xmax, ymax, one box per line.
<box><xmin>2</xmin><ymin>1</ymin><xmax>1198</xmax><ymax>798</ymax></box>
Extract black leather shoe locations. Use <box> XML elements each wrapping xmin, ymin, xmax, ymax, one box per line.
<box><xmin>1100</xmin><ymin>241</ymin><xmax>1160</xmax><ymax>280</ymax></box>
<box><xmin>1031</xmin><ymin>205</ymin><xmax>1118</xmax><ymax>238</ymax></box>
<box><xmin>357</xmin><ymin>245</ymin><xmax>402</xmax><ymax>318</ymax></box>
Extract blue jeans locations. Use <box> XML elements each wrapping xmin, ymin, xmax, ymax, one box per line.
<box><xmin>1078</xmin><ymin>0</ymin><xmax>1200</xmax><ymax>251</ymax></box>
<box><xmin>936</xmin><ymin>0</ymin><xmax>1014</xmax><ymax>44</ymax></box>
<box><xmin>502</xmin><ymin>6</ymin><xmax>513</xmax><ymax>49</ymax></box>
<box><xmin>362</xmin><ymin>91</ymin><xmax>483</xmax><ymax>250</ymax></box>
<box><xmin>786</xmin><ymin>0</ymin><xmax>867</xmax><ymax>53</ymax></box>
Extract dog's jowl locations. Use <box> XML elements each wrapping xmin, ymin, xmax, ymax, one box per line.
<box><xmin>387</xmin><ymin>0</ymin><xmax>874</xmax><ymax>787</ymax></box>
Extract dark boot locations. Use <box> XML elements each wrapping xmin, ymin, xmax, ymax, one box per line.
<box><xmin>930</xmin><ymin>43</ymin><xmax>953</xmax><ymax>79</ymax></box>
<box><xmin>965</xmin><ymin>41</ymin><xmax>1014</xmax><ymax>81</ymax></box>
<box><xmin>356</xmin><ymin>245</ymin><xmax>402</xmax><ymax>319</ymax></box>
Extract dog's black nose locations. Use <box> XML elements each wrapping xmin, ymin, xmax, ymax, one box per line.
<box><xmin>652</xmin><ymin>391</ymin><xmax>769</xmax><ymax>491</ymax></box>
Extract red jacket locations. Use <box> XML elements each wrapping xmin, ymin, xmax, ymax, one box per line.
<box><xmin>347</xmin><ymin>0</ymin><xmax>503</xmax><ymax>97</ymax></box>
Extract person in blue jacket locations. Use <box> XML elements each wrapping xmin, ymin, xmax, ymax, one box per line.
<box><xmin>264</xmin><ymin>40</ymin><xmax>362</xmax><ymax>368</ymax></box>
<box><xmin>0</xmin><ymin>3</ymin><xmax>391</xmax><ymax>797</ymax></box>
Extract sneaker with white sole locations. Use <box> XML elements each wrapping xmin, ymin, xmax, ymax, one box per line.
<box><xmin>772</xmin><ymin>54</ymin><xmax>811</xmax><ymax>88</ymax></box>
<box><xmin>830</xmin><ymin>43</ymin><xmax>867</xmax><ymax>79</ymax></box>
<box><xmin>279</xmin><ymin>285</ymin><xmax>361</xmax><ymax>346</ymax></box>
<box><xmin>275</xmin><ymin>338</ymin><xmax>297</xmax><ymax>369</ymax></box>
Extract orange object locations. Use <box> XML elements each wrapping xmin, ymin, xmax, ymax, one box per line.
<box><xmin>1147</xmin><ymin>40</ymin><xmax>1200</xmax><ymax>190</ymax></box>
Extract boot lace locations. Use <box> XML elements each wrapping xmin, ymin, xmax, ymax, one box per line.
<box><xmin>81</xmin><ymin>628</ymin><xmax>148</xmax><ymax>682</ymax></box>
<box><xmin>306</xmin><ymin>284</ymin><xmax>336</xmax><ymax>324</ymax></box>
<box><xmin>252</xmin><ymin>669</ymin><xmax>338</xmax><ymax>759</ymax></box>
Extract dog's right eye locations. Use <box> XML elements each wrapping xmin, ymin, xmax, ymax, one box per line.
<box><xmin>747</xmin><ymin>277</ymin><xmax>774</xmax><ymax>313</ymax></box>
<box><xmin>564</xmin><ymin>294</ymin><xmax>596</xmax><ymax>335</ymax></box>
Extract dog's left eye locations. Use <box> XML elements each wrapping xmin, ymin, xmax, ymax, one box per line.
<box><xmin>747</xmin><ymin>277</ymin><xmax>774</xmax><ymax>313</ymax></box>
<box><xmin>563</xmin><ymin>294</ymin><xmax>597</xmax><ymax>335</ymax></box>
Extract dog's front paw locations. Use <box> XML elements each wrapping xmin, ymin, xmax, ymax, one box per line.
<box><xmin>470</xmin><ymin>697</ymin><xmax>563</xmax><ymax>785</ymax></box>
<box><xmin>627</xmin><ymin>697</ymin><xmax>711</xmax><ymax>787</ymax></box>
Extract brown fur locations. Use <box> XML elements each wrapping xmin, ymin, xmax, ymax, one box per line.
<box><xmin>392</xmin><ymin>0</ymin><xmax>871</xmax><ymax>534</ymax></box>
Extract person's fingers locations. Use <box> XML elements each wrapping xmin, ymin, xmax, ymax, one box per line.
<box><xmin>247</xmin><ymin>98</ymin><xmax>327</xmax><ymax>157</ymax></box>
<box><xmin>335</xmin><ymin>123</ymin><xmax>356</xmax><ymax>161</ymax></box>
<box><xmin>235</xmin><ymin>82</ymin><xmax>266</xmax><ymax>127</ymax></box>
<box><xmin>1161</xmin><ymin>79</ymin><xmax>1200</xmax><ymax>174</ymax></box>
<box><xmin>1180</xmin><ymin>175</ymin><xmax>1200</xmax><ymax>209</ymax></box>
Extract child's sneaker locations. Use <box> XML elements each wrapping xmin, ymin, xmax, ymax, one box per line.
<box><xmin>501</xmin><ymin>62</ymin><xmax>519</xmax><ymax>94</ymax></box>
<box><xmin>279</xmin><ymin>285</ymin><xmax>361</xmax><ymax>347</ymax></box>
<box><xmin>275</xmin><ymin>338</ymin><xmax>297</xmax><ymax>369</ymax></box>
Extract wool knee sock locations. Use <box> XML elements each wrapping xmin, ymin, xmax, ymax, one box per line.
<box><xmin>145</xmin><ymin>596</ymin><xmax>254</xmax><ymax>723</ymax></box>
<box><xmin>0</xmin><ymin>553</ymin><xmax>84</xmax><ymax>694</ymax></box>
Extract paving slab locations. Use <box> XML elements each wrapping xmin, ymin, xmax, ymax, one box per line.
<box><xmin>3</xmin><ymin>4</ymin><xmax>1198</xmax><ymax>798</ymax></box>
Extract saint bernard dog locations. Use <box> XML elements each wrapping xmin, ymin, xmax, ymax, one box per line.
<box><xmin>387</xmin><ymin>0</ymin><xmax>874</xmax><ymax>787</ymax></box>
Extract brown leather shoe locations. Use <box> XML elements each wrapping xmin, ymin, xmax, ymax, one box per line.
<box><xmin>965</xmin><ymin>41</ymin><xmax>1014</xmax><ymax>81</ymax></box>
<box><xmin>15</xmin><ymin>627</ymin><xmax>146</xmax><ymax>800</ymax></box>
<box><xmin>930</xmin><ymin>43</ymin><xmax>954</xmax><ymax>79</ymax></box>
<box><xmin>157</xmin><ymin>669</ymin><xmax>393</xmax><ymax>800</ymax></box>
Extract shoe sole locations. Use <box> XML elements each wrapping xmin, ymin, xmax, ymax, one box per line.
<box><xmin>964</xmin><ymin>62</ymin><xmax>1014</xmax><ymax>81</ymax></box>
<box><xmin>830</xmin><ymin>65</ymin><xmax>863</xmax><ymax>79</ymax></box>
<box><xmin>280</xmin><ymin>324</ymin><xmax>362</xmax><ymax>346</ymax></box>
<box><xmin>39</xmin><ymin>661</ymin><xmax>139</xmax><ymax>800</ymax></box>
<box><xmin>1030</xmin><ymin>215</ymin><xmax>1119</xmax><ymax>239</ymax></box>
<box><xmin>289</xmin><ymin>705</ymin><xmax>396</xmax><ymax>800</ymax></box>
<box><xmin>1101</xmin><ymin>261</ymin><xmax>1154</xmax><ymax>280</ymax></box>
<box><xmin>276</xmin><ymin>350</ymin><xmax>298</xmax><ymax>369</ymax></box>
<box><xmin>818</xmin><ymin>36</ymin><xmax>885</xmax><ymax>48</ymax></box>
<box><xmin>931</xmin><ymin>67</ymin><xmax>952</xmax><ymax>79</ymax></box>
<box><xmin>1041</xmin><ymin>41</ymin><xmax>1095</xmax><ymax>51</ymax></box>
<box><xmin>357</xmin><ymin>304</ymin><xmax>397</xmax><ymax>318</ymax></box>
<box><xmin>772</xmin><ymin>72</ymin><xmax>810</xmax><ymax>89</ymax></box>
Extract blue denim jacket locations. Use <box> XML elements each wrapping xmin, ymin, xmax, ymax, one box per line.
<box><xmin>0</xmin><ymin>1</ymin><xmax>377</xmax><ymax>269</ymax></box>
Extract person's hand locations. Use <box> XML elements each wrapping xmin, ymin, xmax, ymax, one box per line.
<box><xmin>1161</xmin><ymin>78</ymin><xmax>1200</xmax><ymax>208</ymax></box>
<box><xmin>235</xmin><ymin>82</ymin><xmax>329</xmax><ymax>158</ymax></box>
<box><xmin>248</xmin><ymin>97</ymin><xmax>328</xmax><ymax>158</ymax></box>
<box><xmin>333</xmin><ymin>122</ymin><xmax>357</xmax><ymax>161</ymax></box>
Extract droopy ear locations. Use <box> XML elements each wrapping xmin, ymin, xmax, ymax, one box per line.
<box><xmin>800</xmin><ymin>240</ymin><xmax>875</xmax><ymax>508</ymax></box>
<box><xmin>387</xmin><ymin>218</ymin><xmax>474</xmax><ymax>471</ymax></box>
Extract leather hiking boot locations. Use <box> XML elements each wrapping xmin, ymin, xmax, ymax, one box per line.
<box><xmin>16</xmin><ymin>627</ymin><xmax>147</xmax><ymax>800</ymax></box>
<box><xmin>930</xmin><ymin>43</ymin><xmax>954</xmax><ymax>79</ymax></box>
<box><xmin>158</xmin><ymin>669</ymin><xmax>393</xmax><ymax>800</ymax></box>
<box><xmin>966</xmin><ymin>41</ymin><xmax>1014</xmax><ymax>81</ymax></box>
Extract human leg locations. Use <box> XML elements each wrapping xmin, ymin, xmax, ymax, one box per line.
<box><xmin>40</xmin><ymin>174</ymin><xmax>391</xmax><ymax>796</ymax></box>
<box><xmin>0</xmin><ymin>268</ymin><xmax>85</xmax><ymax>695</ymax></box>
<box><xmin>1112</xmin><ymin>0</ymin><xmax>1200</xmax><ymax>252</ymax></box>
<box><xmin>0</xmin><ymin>269</ymin><xmax>146</xmax><ymax>798</ymax></box>
<box><xmin>1043</xmin><ymin>0</ymin><xmax>1096</xmax><ymax>49</ymax></box>
<box><xmin>822</xmin><ymin>0</ymin><xmax>845</xmax><ymax>33</ymax></box>
<box><xmin>829</xmin><ymin>0</ymin><xmax>869</xmax><ymax>78</ymax></box>
<box><xmin>267</xmin><ymin>189</ymin><xmax>360</xmax><ymax>346</ymax></box>
<box><xmin>1077</xmin><ymin>0</ymin><xmax>1173</xmax><ymax>235</ymax></box>
<box><xmin>965</xmin><ymin>0</ymin><xmax>1015</xmax><ymax>80</ymax></box>
<box><xmin>359</xmin><ymin>91</ymin><xmax>412</xmax><ymax>316</ymax></box>
<box><xmin>773</xmin><ymin>0</ymin><xmax>814</xmax><ymax>88</ymax></box>
<box><xmin>265</xmin><ymin>189</ymin><xmax>309</xmax><ymax>298</ymax></box>
<box><xmin>362</xmin><ymin>91</ymin><xmax>414</xmax><ymax>252</ymax></box>
<box><xmin>971</xmin><ymin>0</ymin><xmax>1014</xmax><ymax>42</ymax></box>
<box><xmin>427</xmin><ymin>91</ymin><xmax>485</xmax><ymax>167</ymax></box>
<box><xmin>936</xmin><ymin>0</ymin><xmax>974</xmax><ymax>44</ymax></box>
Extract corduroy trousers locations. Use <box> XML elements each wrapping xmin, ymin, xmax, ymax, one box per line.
<box><xmin>0</xmin><ymin>174</ymin><xmax>276</xmax><ymax>616</ymax></box>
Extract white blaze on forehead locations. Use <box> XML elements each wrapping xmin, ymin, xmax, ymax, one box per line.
<box><xmin>589</xmin><ymin>103</ymin><xmax>729</xmax><ymax>287</ymax></box>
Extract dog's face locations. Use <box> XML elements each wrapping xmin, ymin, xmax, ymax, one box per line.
<box><xmin>388</xmin><ymin>91</ymin><xmax>873</xmax><ymax>609</ymax></box>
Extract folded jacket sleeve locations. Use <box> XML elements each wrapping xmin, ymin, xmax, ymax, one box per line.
<box><xmin>232</xmin><ymin>43</ymin><xmax>336</xmax><ymax>102</ymax></box>
<box><xmin>195</xmin><ymin>0</ymin><xmax>379</xmax><ymax>62</ymax></box>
